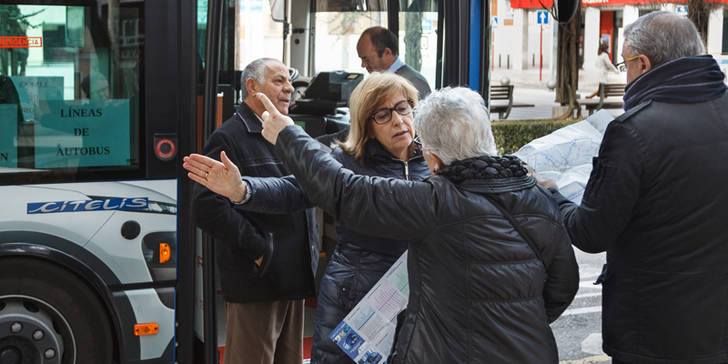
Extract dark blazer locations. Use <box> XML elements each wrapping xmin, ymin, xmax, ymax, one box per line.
<box><xmin>395</xmin><ymin>63</ymin><xmax>431</xmax><ymax>99</ymax></box>
<box><xmin>192</xmin><ymin>102</ymin><xmax>318</xmax><ymax>303</ymax></box>
<box><xmin>272</xmin><ymin>126</ymin><xmax>579</xmax><ymax>363</ymax></box>
<box><xmin>552</xmin><ymin>93</ymin><xmax>728</xmax><ymax>363</ymax></box>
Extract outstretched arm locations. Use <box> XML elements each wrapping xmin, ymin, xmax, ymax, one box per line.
<box><xmin>184</xmin><ymin>151</ymin><xmax>314</xmax><ymax>213</ymax></box>
<box><xmin>184</xmin><ymin>151</ymin><xmax>247</xmax><ymax>203</ymax></box>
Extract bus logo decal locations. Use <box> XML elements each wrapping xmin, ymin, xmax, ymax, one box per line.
<box><xmin>27</xmin><ymin>198</ymin><xmax>149</xmax><ymax>214</ymax></box>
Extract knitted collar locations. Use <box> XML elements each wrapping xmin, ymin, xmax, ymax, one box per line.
<box><xmin>437</xmin><ymin>155</ymin><xmax>529</xmax><ymax>184</ymax></box>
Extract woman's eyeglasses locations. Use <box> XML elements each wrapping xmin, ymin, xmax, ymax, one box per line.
<box><xmin>616</xmin><ymin>54</ymin><xmax>641</xmax><ymax>72</ymax></box>
<box><xmin>370</xmin><ymin>99</ymin><xmax>414</xmax><ymax>125</ymax></box>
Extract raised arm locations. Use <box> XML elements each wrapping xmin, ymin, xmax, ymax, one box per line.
<box><xmin>256</xmin><ymin>92</ymin><xmax>440</xmax><ymax>241</ymax></box>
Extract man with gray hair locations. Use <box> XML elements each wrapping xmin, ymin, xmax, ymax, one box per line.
<box><xmin>541</xmin><ymin>11</ymin><xmax>728</xmax><ymax>363</ymax></box>
<box><xmin>191</xmin><ymin>58</ymin><xmax>318</xmax><ymax>364</ymax></box>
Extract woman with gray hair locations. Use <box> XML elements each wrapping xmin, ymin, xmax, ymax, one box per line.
<box><xmin>242</xmin><ymin>86</ymin><xmax>580</xmax><ymax>363</ymax></box>
<box><xmin>186</xmin><ymin>72</ymin><xmax>431</xmax><ymax>363</ymax></box>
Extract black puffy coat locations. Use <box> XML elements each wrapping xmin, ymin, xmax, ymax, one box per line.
<box><xmin>241</xmin><ymin>139</ymin><xmax>430</xmax><ymax>363</ymax></box>
<box><xmin>312</xmin><ymin>140</ymin><xmax>429</xmax><ymax>363</ymax></box>
<box><xmin>192</xmin><ymin>103</ymin><xmax>318</xmax><ymax>303</ymax></box>
<box><xmin>274</xmin><ymin>126</ymin><xmax>580</xmax><ymax>363</ymax></box>
<box><xmin>552</xmin><ymin>93</ymin><xmax>728</xmax><ymax>363</ymax></box>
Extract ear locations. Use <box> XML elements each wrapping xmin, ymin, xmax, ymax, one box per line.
<box><xmin>382</xmin><ymin>47</ymin><xmax>395</xmax><ymax>60</ymax></box>
<box><xmin>639</xmin><ymin>54</ymin><xmax>652</xmax><ymax>75</ymax></box>
<box><xmin>424</xmin><ymin>151</ymin><xmax>444</xmax><ymax>175</ymax></box>
<box><xmin>245</xmin><ymin>78</ymin><xmax>259</xmax><ymax>97</ymax></box>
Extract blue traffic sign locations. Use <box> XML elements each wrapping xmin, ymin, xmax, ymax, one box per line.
<box><xmin>537</xmin><ymin>10</ymin><xmax>549</xmax><ymax>25</ymax></box>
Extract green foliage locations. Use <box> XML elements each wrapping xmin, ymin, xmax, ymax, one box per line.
<box><xmin>492</xmin><ymin>119</ymin><xmax>579</xmax><ymax>155</ymax></box>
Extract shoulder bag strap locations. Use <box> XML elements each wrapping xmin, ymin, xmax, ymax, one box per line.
<box><xmin>482</xmin><ymin>194</ymin><xmax>546</xmax><ymax>269</ymax></box>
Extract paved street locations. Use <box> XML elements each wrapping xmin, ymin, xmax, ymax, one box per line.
<box><xmin>552</xmin><ymin>249</ymin><xmax>609</xmax><ymax>363</ymax></box>
<box><xmin>489</xmin><ymin>67</ymin><xmax>618</xmax><ymax>363</ymax></box>
<box><xmin>489</xmin><ymin>67</ymin><xmax>626</xmax><ymax>121</ymax></box>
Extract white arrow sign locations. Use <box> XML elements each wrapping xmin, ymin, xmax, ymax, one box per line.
<box><xmin>537</xmin><ymin>10</ymin><xmax>549</xmax><ymax>25</ymax></box>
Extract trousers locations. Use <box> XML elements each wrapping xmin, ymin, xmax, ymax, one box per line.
<box><xmin>223</xmin><ymin>299</ymin><xmax>304</xmax><ymax>364</ymax></box>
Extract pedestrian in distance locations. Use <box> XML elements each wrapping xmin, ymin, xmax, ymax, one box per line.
<box><xmin>586</xmin><ymin>41</ymin><xmax>620</xmax><ymax>99</ymax></box>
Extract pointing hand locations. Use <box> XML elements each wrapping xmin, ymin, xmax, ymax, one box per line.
<box><xmin>256</xmin><ymin>92</ymin><xmax>294</xmax><ymax>145</ymax></box>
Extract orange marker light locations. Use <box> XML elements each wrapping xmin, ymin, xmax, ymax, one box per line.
<box><xmin>134</xmin><ymin>323</ymin><xmax>159</xmax><ymax>336</ymax></box>
<box><xmin>159</xmin><ymin>243</ymin><xmax>171</xmax><ymax>263</ymax></box>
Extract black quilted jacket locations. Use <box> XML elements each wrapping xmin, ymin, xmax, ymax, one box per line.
<box><xmin>274</xmin><ymin>126</ymin><xmax>579</xmax><ymax>363</ymax></box>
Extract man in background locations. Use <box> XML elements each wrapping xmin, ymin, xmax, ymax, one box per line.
<box><xmin>357</xmin><ymin>26</ymin><xmax>431</xmax><ymax>99</ymax></box>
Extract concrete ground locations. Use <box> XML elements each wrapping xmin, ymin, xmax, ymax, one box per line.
<box><xmin>489</xmin><ymin>67</ymin><xmax>626</xmax><ymax>120</ymax></box>
<box><xmin>489</xmin><ymin>67</ymin><xmax>619</xmax><ymax>363</ymax></box>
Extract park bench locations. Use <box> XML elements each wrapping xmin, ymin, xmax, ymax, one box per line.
<box><xmin>489</xmin><ymin>84</ymin><xmax>534</xmax><ymax>120</ymax></box>
<box><xmin>580</xmin><ymin>82</ymin><xmax>626</xmax><ymax>115</ymax></box>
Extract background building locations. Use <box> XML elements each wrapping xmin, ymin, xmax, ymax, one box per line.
<box><xmin>493</xmin><ymin>0</ymin><xmax>728</xmax><ymax>83</ymax></box>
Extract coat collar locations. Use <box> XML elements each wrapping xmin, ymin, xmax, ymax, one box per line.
<box><xmin>437</xmin><ymin>155</ymin><xmax>536</xmax><ymax>194</ymax></box>
<box><xmin>363</xmin><ymin>137</ymin><xmax>424</xmax><ymax>164</ymax></box>
<box><xmin>235</xmin><ymin>102</ymin><xmax>263</xmax><ymax>134</ymax></box>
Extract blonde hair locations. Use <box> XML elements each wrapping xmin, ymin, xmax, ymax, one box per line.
<box><xmin>339</xmin><ymin>72</ymin><xmax>419</xmax><ymax>162</ymax></box>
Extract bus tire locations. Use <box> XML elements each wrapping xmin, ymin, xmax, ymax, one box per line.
<box><xmin>0</xmin><ymin>257</ymin><xmax>114</xmax><ymax>364</ymax></box>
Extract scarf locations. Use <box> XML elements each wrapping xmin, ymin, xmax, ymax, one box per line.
<box><xmin>623</xmin><ymin>55</ymin><xmax>726</xmax><ymax>111</ymax></box>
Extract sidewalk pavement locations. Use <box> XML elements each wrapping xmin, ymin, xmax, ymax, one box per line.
<box><xmin>488</xmin><ymin>67</ymin><xmax>626</xmax><ymax>120</ymax></box>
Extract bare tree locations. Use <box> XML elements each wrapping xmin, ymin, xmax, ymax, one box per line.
<box><xmin>554</xmin><ymin>6</ymin><xmax>582</xmax><ymax>119</ymax></box>
<box><xmin>687</xmin><ymin>0</ymin><xmax>716</xmax><ymax>46</ymax></box>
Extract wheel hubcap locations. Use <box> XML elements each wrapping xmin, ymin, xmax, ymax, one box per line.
<box><xmin>0</xmin><ymin>346</ymin><xmax>21</xmax><ymax>364</ymax></box>
<box><xmin>0</xmin><ymin>296</ymin><xmax>71</xmax><ymax>364</ymax></box>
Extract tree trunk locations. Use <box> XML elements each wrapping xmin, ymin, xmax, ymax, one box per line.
<box><xmin>688</xmin><ymin>0</ymin><xmax>715</xmax><ymax>46</ymax></box>
<box><xmin>404</xmin><ymin>2</ymin><xmax>423</xmax><ymax>71</ymax></box>
<box><xmin>555</xmin><ymin>6</ymin><xmax>582</xmax><ymax>119</ymax></box>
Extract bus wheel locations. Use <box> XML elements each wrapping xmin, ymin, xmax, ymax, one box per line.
<box><xmin>0</xmin><ymin>258</ymin><xmax>113</xmax><ymax>364</ymax></box>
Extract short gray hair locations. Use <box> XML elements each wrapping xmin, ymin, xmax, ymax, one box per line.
<box><xmin>414</xmin><ymin>87</ymin><xmax>497</xmax><ymax>166</ymax></box>
<box><xmin>623</xmin><ymin>11</ymin><xmax>704</xmax><ymax>68</ymax></box>
<box><xmin>240</xmin><ymin>58</ymin><xmax>276</xmax><ymax>99</ymax></box>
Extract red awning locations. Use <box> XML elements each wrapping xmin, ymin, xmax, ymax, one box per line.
<box><xmin>508</xmin><ymin>0</ymin><xmax>728</xmax><ymax>9</ymax></box>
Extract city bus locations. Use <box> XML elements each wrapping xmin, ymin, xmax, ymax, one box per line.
<box><xmin>0</xmin><ymin>1</ymin><xmax>575</xmax><ymax>363</ymax></box>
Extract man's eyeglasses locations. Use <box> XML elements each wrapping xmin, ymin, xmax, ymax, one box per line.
<box><xmin>370</xmin><ymin>99</ymin><xmax>414</xmax><ymax>125</ymax></box>
<box><xmin>616</xmin><ymin>54</ymin><xmax>641</xmax><ymax>72</ymax></box>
